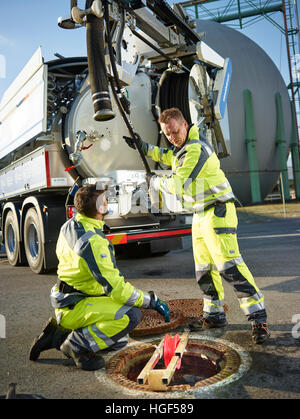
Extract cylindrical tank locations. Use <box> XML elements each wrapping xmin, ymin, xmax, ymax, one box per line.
<box><xmin>194</xmin><ymin>19</ymin><xmax>292</xmax><ymax>204</ymax></box>
<box><xmin>64</xmin><ymin>71</ymin><xmax>159</xmax><ymax>178</ymax></box>
<box><xmin>64</xmin><ymin>20</ymin><xmax>292</xmax><ymax>204</ymax></box>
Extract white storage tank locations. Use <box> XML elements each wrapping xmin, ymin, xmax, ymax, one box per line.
<box><xmin>194</xmin><ymin>19</ymin><xmax>292</xmax><ymax>204</ymax></box>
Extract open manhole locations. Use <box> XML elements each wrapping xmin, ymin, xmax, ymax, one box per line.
<box><xmin>106</xmin><ymin>336</ymin><xmax>249</xmax><ymax>394</ymax></box>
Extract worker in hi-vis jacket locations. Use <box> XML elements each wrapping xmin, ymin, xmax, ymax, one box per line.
<box><xmin>29</xmin><ymin>184</ymin><xmax>170</xmax><ymax>371</ymax></box>
<box><xmin>124</xmin><ymin>107</ymin><xmax>270</xmax><ymax>345</ymax></box>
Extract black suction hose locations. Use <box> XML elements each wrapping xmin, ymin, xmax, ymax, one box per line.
<box><xmin>85</xmin><ymin>0</ymin><xmax>115</xmax><ymax>121</ymax></box>
<box><xmin>85</xmin><ymin>0</ymin><xmax>151</xmax><ymax>175</ymax></box>
<box><xmin>103</xmin><ymin>0</ymin><xmax>122</xmax><ymax>94</ymax></box>
<box><xmin>109</xmin><ymin>77</ymin><xmax>152</xmax><ymax>175</ymax></box>
<box><xmin>115</xmin><ymin>7</ymin><xmax>125</xmax><ymax>66</ymax></box>
<box><xmin>102</xmin><ymin>0</ymin><xmax>151</xmax><ymax>174</ymax></box>
<box><xmin>103</xmin><ymin>0</ymin><xmax>130</xmax><ymax>114</ymax></box>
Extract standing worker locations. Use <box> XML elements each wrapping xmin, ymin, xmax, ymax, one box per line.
<box><xmin>124</xmin><ymin>107</ymin><xmax>270</xmax><ymax>344</ymax></box>
<box><xmin>29</xmin><ymin>184</ymin><xmax>170</xmax><ymax>371</ymax></box>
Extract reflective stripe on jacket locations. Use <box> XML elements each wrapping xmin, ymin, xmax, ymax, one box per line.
<box><xmin>146</xmin><ymin>124</ymin><xmax>235</xmax><ymax>211</ymax></box>
<box><xmin>51</xmin><ymin>213</ymin><xmax>151</xmax><ymax>309</ymax></box>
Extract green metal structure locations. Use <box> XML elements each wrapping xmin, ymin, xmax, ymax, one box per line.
<box><xmin>290</xmin><ymin>100</ymin><xmax>300</xmax><ymax>198</ymax></box>
<box><xmin>275</xmin><ymin>92</ymin><xmax>291</xmax><ymax>199</ymax></box>
<box><xmin>243</xmin><ymin>89</ymin><xmax>262</xmax><ymax>203</ymax></box>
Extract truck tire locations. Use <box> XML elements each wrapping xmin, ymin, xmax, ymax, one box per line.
<box><xmin>23</xmin><ymin>208</ymin><xmax>45</xmax><ymax>274</ymax></box>
<box><xmin>4</xmin><ymin>211</ymin><xmax>21</xmax><ymax>266</ymax></box>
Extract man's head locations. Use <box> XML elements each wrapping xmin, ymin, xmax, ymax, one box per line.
<box><xmin>74</xmin><ymin>184</ymin><xmax>108</xmax><ymax>219</ymax></box>
<box><xmin>158</xmin><ymin>108</ymin><xmax>189</xmax><ymax>148</ymax></box>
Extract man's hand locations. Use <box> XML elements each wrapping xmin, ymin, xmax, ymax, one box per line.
<box><xmin>123</xmin><ymin>133</ymin><xmax>142</xmax><ymax>150</ymax></box>
<box><xmin>149</xmin><ymin>291</ymin><xmax>170</xmax><ymax>323</ymax></box>
<box><xmin>146</xmin><ymin>171</ymin><xmax>155</xmax><ymax>186</ymax></box>
<box><xmin>155</xmin><ymin>299</ymin><xmax>170</xmax><ymax>323</ymax></box>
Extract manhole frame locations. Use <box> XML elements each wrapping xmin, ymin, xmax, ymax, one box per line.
<box><xmin>102</xmin><ymin>334</ymin><xmax>252</xmax><ymax>397</ymax></box>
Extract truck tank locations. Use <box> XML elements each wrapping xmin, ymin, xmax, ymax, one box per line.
<box><xmin>63</xmin><ymin>20</ymin><xmax>292</xmax><ymax>204</ymax></box>
<box><xmin>63</xmin><ymin>70</ymin><xmax>159</xmax><ymax>178</ymax></box>
<box><xmin>194</xmin><ymin>19</ymin><xmax>292</xmax><ymax>204</ymax></box>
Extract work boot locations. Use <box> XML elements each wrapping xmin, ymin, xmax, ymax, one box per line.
<box><xmin>29</xmin><ymin>317</ymin><xmax>70</xmax><ymax>361</ymax></box>
<box><xmin>60</xmin><ymin>339</ymin><xmax>105</xmax><ymax>371</ymax></box>
<box><xmin>251</xmin><ymin>322</ymin><xmax>270</xmax><ymax>344</ymax></box>
<box><xmin>188</xmin><ymin>315</ymin><xmax>227</xmax><ymax>331</ymax></box>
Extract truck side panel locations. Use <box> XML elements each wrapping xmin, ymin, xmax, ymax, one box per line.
<box><xmin>0</xmin><ymin>48</ymin><xmax>48</xmax><ymax>160</ymax></box>
<box><xmin>0</xmin><ymin>144</ymin><xmax>74</xmax><ymax>199</ymax></box>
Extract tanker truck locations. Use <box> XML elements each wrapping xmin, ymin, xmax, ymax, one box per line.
<box><xmin>0</xmin><ymin>0</ymin><xmax>233</xmax><ymax>273</ymax></box>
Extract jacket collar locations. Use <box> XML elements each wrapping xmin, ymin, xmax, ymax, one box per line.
<box><xmin>187</xmin><ymin>124</ymin><xmax>200</xmax><ymax>141</ymax></box>
<box><xmin>75</xmin><ymin>213</ymin><xmax>105</xmax><ymax>230</ymax></box>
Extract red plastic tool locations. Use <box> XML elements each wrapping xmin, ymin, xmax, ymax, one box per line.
<box><xmin>163</xmin><ymin>334</ymin><xmax>181</xmax><ymax>369</ymax></box>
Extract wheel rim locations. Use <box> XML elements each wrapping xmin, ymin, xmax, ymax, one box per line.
<box><xmin>27</xmin><ymin>222</ymin><xmax>39</xmax><ymax>259</ymax></box>
<box><xmin>6</xmin><ymin>224</ymin><xmax>16</xmax><ymax>254</ymax></box>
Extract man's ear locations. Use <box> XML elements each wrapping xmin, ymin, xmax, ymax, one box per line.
<box><xmin>98</xmin><ymin>205</ymin><xmax>106</xmax><ymax>215</ymax></box>
<box><xmin>96</xmin><ymin>191</ymin><xmax>107</xmax><ymax>214</ymax></box>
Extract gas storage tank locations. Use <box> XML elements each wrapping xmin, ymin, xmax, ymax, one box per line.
<box><xmin>194</xmin><ymin>19</ymin><xmax>292</xmax><ymax>204</ymax></box>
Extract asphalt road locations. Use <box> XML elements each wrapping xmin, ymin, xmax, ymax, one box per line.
<box><xmin>0</xmin><ymin>215</ymin><xmax>300</xmax><ymax>400</ymax></box>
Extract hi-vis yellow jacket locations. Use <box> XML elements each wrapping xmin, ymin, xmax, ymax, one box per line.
<box><xmin>50</xmin><ymin>213</ymin><xmax>151</xmax><ymax>309</ymax></box>
<box><xmin>145</xmin><ymin>124</ymin><xmax>235</xmax><ymax>212</ymax></box>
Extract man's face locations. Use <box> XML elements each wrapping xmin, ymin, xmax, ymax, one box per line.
<box><xmin>160</xmin><ymin>118</ymin><xmax>189</xmax><ymax>148</ymax></box>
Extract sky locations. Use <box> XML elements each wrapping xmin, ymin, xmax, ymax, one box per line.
<box><xmin>0</xmin><ymin>0</ymin><xmax>297</xmax><ymax>102</ymax></box>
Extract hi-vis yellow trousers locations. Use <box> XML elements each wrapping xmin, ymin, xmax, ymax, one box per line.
<box><xmin>192</xmin><ymin>201</ymin><xmax>266</xmax><ymax>320</ymax></box>
<box><xmin>55</xmin><ymin>297</ymin><xmax>141</xmax><ymax>353</ymax></box>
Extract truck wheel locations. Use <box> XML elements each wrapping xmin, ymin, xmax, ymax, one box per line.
<box><xmin>24</xmin><ymin>208</ymin><xmax>45</xmax><ymax>274</ymax></box>
<box><xmin>4</xmin><ymin>211</ymin><xmax>21</xmax><ymax>266</ymax></box>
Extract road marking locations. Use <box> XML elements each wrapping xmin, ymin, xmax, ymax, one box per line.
<box><xmin>239</xmin><ymin>233</ymin><xmax>300</xmax><ymax>240</ymax></box>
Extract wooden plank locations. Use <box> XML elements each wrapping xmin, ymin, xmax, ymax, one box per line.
<box><xmin>137</xmin><ymin>338</ymin><xmax>164</xmax><ymax>385</ymax></box>
<box><xmin>148</xmin><ymin>370</ymin><xmax>167</xmax><ymax>391</ymax></box>
<box><xmin>175</xmin><ymin>332</ymin><xmax>189</xmax><ymax>358</ymax></box>
<box><xmin>137</xmin><ymin>332</ymin><xmax>190</xmax><ymax>391</ymax></box>
<box><xmin>162</xmin><ymin>355</ymin><xmax>180</xmax><ymax>385</ymax></box>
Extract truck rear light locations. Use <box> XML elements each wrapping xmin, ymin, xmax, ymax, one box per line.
<box><xmin>67</xmin><ymin>206</ymin><xmax>77</xmax><ymax>219</ymax></box>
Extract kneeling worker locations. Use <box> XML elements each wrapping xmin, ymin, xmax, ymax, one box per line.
<box><xmin>29</xmin><ymin>184</ymin><xmax>170</xmax><ymax>371</ymax></box>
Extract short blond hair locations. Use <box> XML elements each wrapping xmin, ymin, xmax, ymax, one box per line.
<box><xmin>158</xmin><ymin>107</ymin><xmax>185</xmax><ymax>124</ymax></box>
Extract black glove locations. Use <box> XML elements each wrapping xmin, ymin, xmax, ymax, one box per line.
<box><xmin>123</xmin><ymin>132</ymin><xmax>142</xmax><ymax>150</ymax></box>
<box><xmin>146</xmin><ymin>171</ymin><xmax>155</xmax><ymax>186</ymax></box>
<box><xmin>149</xmin><ymin>291</ymin><xmax>170</xmax><ymax>323</ymax></box>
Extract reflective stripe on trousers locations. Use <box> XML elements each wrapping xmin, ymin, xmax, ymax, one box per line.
<box><xmin>55</xmin><ymin>296</ymin><xmax>142</xmax><ymax>352</ymax></box>
<box><xmin>59</xmin><ymin>306</ymin><xmax>141</xmax><ymax>353</ymax></box>
<box><xmin>192</xmin><ymin>202</ymin><xmax>265</xmax><ymax>317</ymax></box>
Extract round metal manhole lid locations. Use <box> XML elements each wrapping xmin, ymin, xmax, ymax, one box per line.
<box><xmin>105</xmin><ymin>335</ymin><xmax>251</xmax><ymax>395</ymax></box>
<box><xmin>167</xmin><ymin>299</ymin><xmax>229</xmax><ymax>324</ymax></box>
<box><xmin>129</xmin><ymin>308</ymin><xmax>184</xmax><ymax>337</ymax></box>
<box><xmin>129</xmin><ymin>299</ymin><xmax>229</xmax><ymax>337</ymax></box>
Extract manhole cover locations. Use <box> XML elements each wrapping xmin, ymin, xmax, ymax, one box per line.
<box><xmin>129</xmin><ymin>299</ymin><xmax>229</xmax><ymax>337</ymax></box>
<box><xmin>167</xmin><ymin>299</ymin><xmax>229</xmax><ymax>323</ymax></box>
<box><xmin>106</xmin><ymin>336</ymin><xmax>250</xmax><ymax>394</ymax></box>
<box><xmin>130</xmin><ymin>308</ymin><xmax>184</xmax><ymax>337</ymax></box>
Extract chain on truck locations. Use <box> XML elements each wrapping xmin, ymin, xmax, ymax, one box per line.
<box><xmin>0</xmin><ymin>0</ymin><xmax>232</xmax><ymax>274</ymax></box>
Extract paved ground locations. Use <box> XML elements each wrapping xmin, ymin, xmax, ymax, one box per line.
<box><xmin>0</xmin><ymin>202</ymin><xmax>300</xmax><ymax>400</ymax></box>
